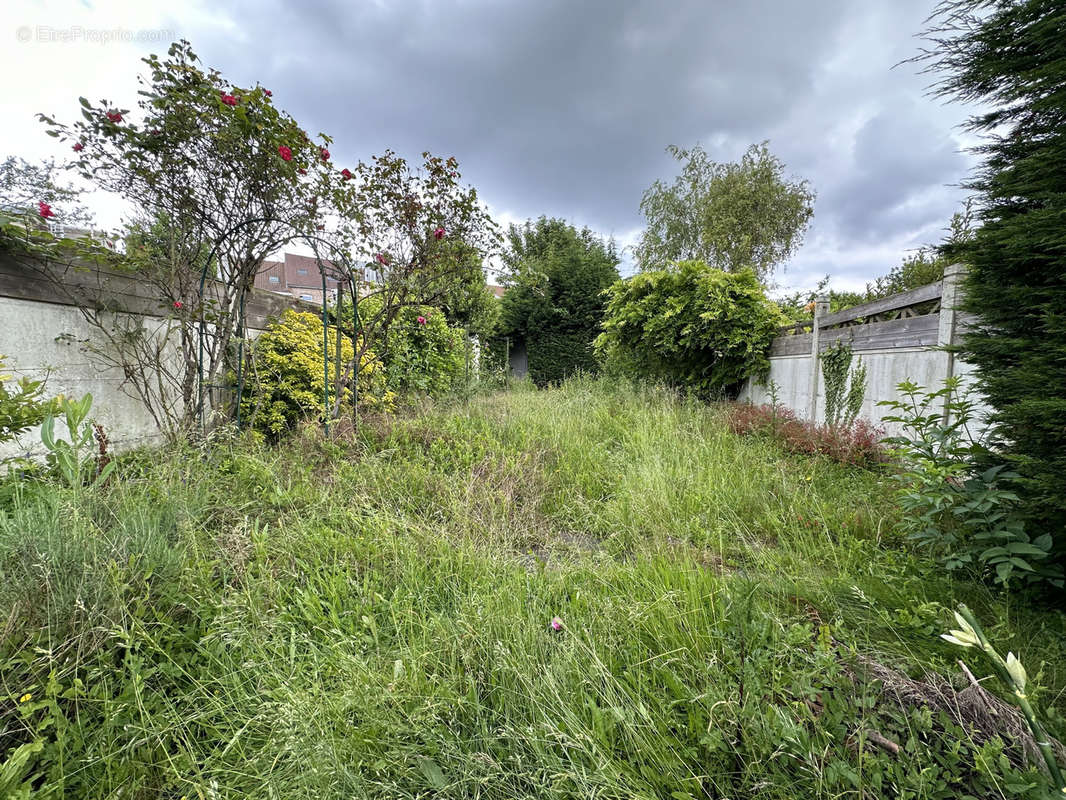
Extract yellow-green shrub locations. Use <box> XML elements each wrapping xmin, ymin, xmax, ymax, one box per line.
<box><xmin>241</xmin><ymin>309</ymin><xmax>390</xmax><ymax>436</ymax></box>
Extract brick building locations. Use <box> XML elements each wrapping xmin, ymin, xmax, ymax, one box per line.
<box><xmin>254</xmin><ymin>253</ymin><xmax>347</xmax><ymax>304</ymax></box>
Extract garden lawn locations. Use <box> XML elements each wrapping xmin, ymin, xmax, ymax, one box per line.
<box><xmin>2</xmin><ymin>378</ymin><xmax>1065</xmax><ymax>798</ymax></box>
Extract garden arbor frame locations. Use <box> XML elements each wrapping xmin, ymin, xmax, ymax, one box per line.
<box><xmin>194</xmin><ymin>221</ymin><xmax>362</xmax><ymax>433</ymax></box>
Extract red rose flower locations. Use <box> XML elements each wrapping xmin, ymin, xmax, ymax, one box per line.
<box><xmin>72</xmin><ymin>142</ymin><xmax>84</xmax><ymax>152</ymax></box>
<box><xmin>433</xmin><ymin>227</ymin><xmax>445</xmax><ymax>240</ymax></box>
<box><xmin>340</xmin><ymin>168</ymin><xmax>352</xmax><ymax>180</ymax></box>
<box><xmin>221</xmin><ymin>92</ymin><xmax>238</xmax><ymax>106</ymax></box>
<box><xmin>298</xmin><ymin>168</ymin><xmax>307</xmax><ymax>175</ymax></box>
<box><xmin>106</xmin><ymin>111</ymin><xmax>122</xmax><ymax>123</ymax></box>
<box><xmin>320</xmin><ymin>148</ymin><xmax>330</xmax><ymax>161</ymax></box>
<box><xmin>173</xmin><ymin>300</ymin><xmax>183</xmax><ymax>309</ymax></box>
<box><xmin>264</xmin><ymin>89</ymin><xmax>272</xmax><ymax>97</ymax></box>
<box><xmin>151</xmin><ymin>129</ymin><xmax>161</xmax><ymax>136</ymax></box>
<box><xmin>38</xmin><ymin>201</ymin><xmax>55</xmax><ymax>219</ymax></box>
<box><xmin>375</xmin><ymin>253</ymin><xmax>388</xmax><ymax>266</ymax></box>
<box><xmin>278</xmin><ymin>145</ymin><xmax>293</xmax><ymax>162</ymax></box>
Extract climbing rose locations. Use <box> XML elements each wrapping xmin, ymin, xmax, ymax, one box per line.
<box><xmin>173</xmin><ymin>300</ymin><xmax>183</xmax><ymax>310</ymax></box>
<box><xmin>38</xmin><ymin>201</ymin><xmax>55</xmax><ymax>219</ymax></box>
<box><xmin>433</xmin><ymin>227</ymin><xmax>445</xmax><ymax>240</ymax></box>
<box><xmin>72</xmin><ymin>142</ymin><xmax>83</xmax><ymax>152</ymax></box>
<box><xmin>340</xmin><ymin>168</ymin><xmax>352</xmax><ymax>180</ymax></box>
<box><xmin>278</xmin><ymin>145</ymin><xmax>293</xmax><ymax>162</ymax></box>
<box><xmin>417</xmin><ymin>316</ymin><xmax>426</xmax><ymax>325</ymax></box>
<box><xmin>320</xmin><ymin>148</ymin><xmax>330</xmax><ymax>161</ymax></box>
<box><xmin>105</xmin><ymin>110</ymin><xmax>122</xmax><ymax>123</ymax></box>
<box><xmin>550</xmin><ymin>617</ymin><xmax>563</xmax><ymax>631</ymax></box>
<box><xmin>221</xmin><ymin>92</ymin><xmax>238</xmax><ymax>106</ymax></box>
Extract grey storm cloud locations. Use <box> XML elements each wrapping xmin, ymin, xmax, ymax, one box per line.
<box><xmin>161</xmin><ymin>0</ymin><xmax>974</xmax><ymax>288</ymax></box>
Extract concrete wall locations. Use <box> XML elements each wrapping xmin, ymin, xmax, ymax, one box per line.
<box><xmin>0</xmin><ymin>255</ymin><xmax>313</xmax><ymax>461</ymax></box>
<box><xmin>737</xmin><ymin>264</ymin><xmax>990</xmax><ymax>436</ymax></box>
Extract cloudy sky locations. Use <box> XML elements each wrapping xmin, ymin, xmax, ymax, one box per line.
<box><xmin>3</xmin><ymin>0</ymin><xmax>976</xmax><ymax>291</ymax></box>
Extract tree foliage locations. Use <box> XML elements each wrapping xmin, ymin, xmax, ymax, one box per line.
<box><xmin>37</xmin><ymin>40</ymin><xmax>332</xmax><ymax>433</ymax></box>
<box><xmin>916</xmin><ymin>0</ymin><xmax>1066</xmax><ymax>542</ymax></box>
<box><xmin>596</xmin><ymin>261</ymin><xmax>784</xmax><ymax>398</ymax></box>
<box><xmin>381</xmin><ymin>306</ymin><xmax>467</xmax><ymax>398</ymax></box>
<box><xmin>500</xmin><ymin>217</ymin><xmax>620</xmax><ymax>386</ymax></box>
<box><xmin>635</xmin><ymin>142</ymin><xmax>815</xmax><ymax>281</ymax></box>
<box><xmin>325</xmin><ymin>150</ymin><xmax>499</xmax><ymax>415</ymax></box>
<box><xmin>0</xmin><ymin>156</ymin><xmax>93</xmax><ymax>228</ymax></box>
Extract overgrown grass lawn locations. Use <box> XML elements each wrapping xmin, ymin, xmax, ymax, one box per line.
<box><xmin>3</xmin><ymin>380</ymin><xmax>1065</xmax><ymax>798</ymax></box>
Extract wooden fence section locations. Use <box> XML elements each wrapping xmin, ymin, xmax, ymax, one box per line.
<box><xmin>737</xmin><ymin>263</ymin><xmax>985</xmax><ymax>433</ymax></box>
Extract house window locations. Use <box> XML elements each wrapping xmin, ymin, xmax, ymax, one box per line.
<box><xmin>296</xmin><ymin>268</ymin><xmax>308</xmax><ymax>275</ymax></box>
<box><xmin>268</xmin><ymin>275</ymin><xmax>280</xmax><ymax>283</ymax></box>
<box><xmin>299</xmin><ymin>293</ymin><xmax>313</xmax><ymax>301</ymax></box>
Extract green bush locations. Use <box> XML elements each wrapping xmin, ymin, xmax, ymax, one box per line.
<box><xmin>0</xmin><ymin>356</ymin><xmax>53</xmax><ymax>450</ymax></box>
<box><xmin>879</xmin><ymin>379</ymin><xmax>1062</xmax><ymax>589</ymax></box>
<box><xmin>596</xmin><ymin>260</ymin><xmax>784</xmax><ymax>397</ymax></box>
<box><xmin>381</xmin><ymin>306</ymin><xmax>467</xmax><ymax>398</ymax></box>
<box><xmin>241</xmin><ymin>309</ymin><xmax>389</xmax><ymax>436</ymax></box>
<box><xmin>500</xmin><ymin>217</ymin><xmax>620</xmax><ymax>386</ymax></box>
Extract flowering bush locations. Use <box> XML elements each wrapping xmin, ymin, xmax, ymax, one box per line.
<box><xmin>348</xmin><ymin>299</ymin><xmax>466</xmax><ymax>399</ymax></box>
<box><xmin>241</xmin><ymin>310</ymin><xmax>391</xmax><ymax>437</ymax></box>
<box><xmin>726</xmin><ymin>402</ymin><xmax>885</xmax><ymax>467</ymax></box>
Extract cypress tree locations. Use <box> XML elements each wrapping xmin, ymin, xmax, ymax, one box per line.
<box><xmin>918</xmin><ymin>1</ymin><xmax>1066</xmax><ymax>542</ymax></box>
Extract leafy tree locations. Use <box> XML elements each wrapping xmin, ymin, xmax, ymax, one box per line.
<box><xmin>422</xmin><ymin>241</ymin><xmax>500</xmax><ymax>341</ymax></box>
<box><xmin>325</xmin><ymin>150</ymin><xmax>499</xmax><ymax>417</ymax></box>
<box><xmin>499</xmin><ymin>217</ymin><xmax>620</xmax><ymax>386</ymax></box>
<box><xmin>916</xmin><ymin>0</ymin><xmax>1066</xmax><ymax>541</ymax></box>
<box><xmin>635</xmin><ymin>142</ymin><xmax>815</xmax><ymax>282</ymax></box>
<box><xmin>596</xmin><ymin>261</ymin><xmax>784</xmax><ymax>398</ymax></box>
<box><xmin>36</xmin><ymin>40</ymin><xmax>333</xmax><ymax>433</ymax></box>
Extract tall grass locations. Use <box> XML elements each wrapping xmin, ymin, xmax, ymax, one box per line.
<box><xmin>1</xmin><ymin>378</ymin><xmax>1064</xmax><ymax>798</ymax></box>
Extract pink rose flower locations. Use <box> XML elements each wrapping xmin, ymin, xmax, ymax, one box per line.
<box><xmin>375</xmin><ymin>253</ymin><xmax>389</xmax><ymax>266</ymax></box>
<box><xmin>72</xmin><ymin>142</ymin><xmax>84</xmax><ymax>152</ymax></box>
<box><xmin>173</xmin><ymin>300</ymin><xmax>183</xmax><ymax>309</ymax></box>
<box><xmin>417</xmin><ymin>315</ymin><xmax>426</xmax><ymax>325</ymax></box>
<box><xmin>278</xmin><ymin>145</ymin><xmax>293</xmax><ymax>161</ymax></box>
<box><xmin>105</xmin><ymin>111</ymin><xmax>123</xmax><ymax>123</ymax></box>
<box><xmin>320</xmin><ymin>148</ymin><xmax>330</xmax><ymax>161</ymax></box>
<box><xmin>433</xmin><ymin>227</ymin><xmax>445</xmax><ymax>240</ymax></box>
<box><xmin>550</xmin><ymin>617</ymin><xmax>563</xmax><ymax>631</ymax></box>
<box><xmin>264</xmin><ymin>89</ymin><xmax>272</xmax><ymax>97</ymax></box>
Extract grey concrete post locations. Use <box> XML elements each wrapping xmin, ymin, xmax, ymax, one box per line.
<box><xmin>938</xmin><ymin>263</ymin><xmax>966</xmax><ymax>423</ymax></box>
<box><xmin>809</xmin><ymin>294</ymin><xmax>829</xmax><ymax>422</ymax></box>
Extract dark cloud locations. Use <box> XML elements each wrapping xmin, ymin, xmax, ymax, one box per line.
<box><xmin>162</xmin><ymin>0</ymin><xmax>973</xmax><ymax>287</ymax></box>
